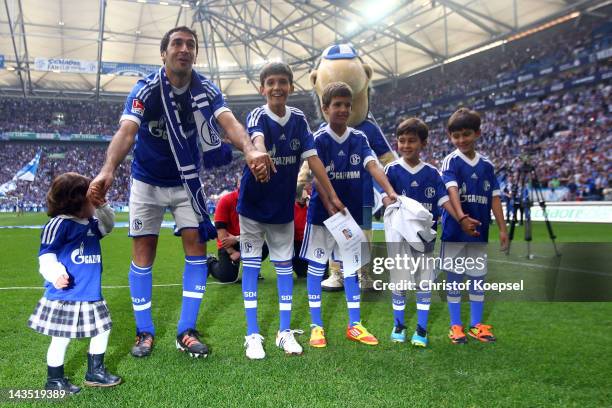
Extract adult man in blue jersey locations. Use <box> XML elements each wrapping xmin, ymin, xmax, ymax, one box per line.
<box><xmin>88</xmin><ymin>26</ymin><xmax>272</xmax><ymax>358</ymax></box>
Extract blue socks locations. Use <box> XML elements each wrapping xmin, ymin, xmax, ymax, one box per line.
<box><xmin>446</xmin><ymin>271</ymin><xmax>464</xmax><ymax>326</ymax></box>
<box><xmin>307</xmin><ymin>262</ymin><xmax>326</xmax><ymax>327</ymax></box>
<box><xmin>391</xmin><ymin>292</ymin><xmax>406</xmax><ymax>327</ymax></box>
<box><xmin>129</xmin><ymin>262</ymin><xmax>154</xmax><ymax>335</ymax></box>
<box><xmin>392</xmin><ymin>291</ymin><xmax>430</xmax><ymax>330</ymax></box>
<box><xmin>416</xmin><ymin>290</ymin><xmax>431</xmax><ymax>330</ymax></box>
<box><xmin>469</xmin><ymin>276</ymin><xmax>485</xmax><ymax>327</ymax></box>
<box><xmin>275</xmin><ymin>261</ymin><xmax>294</xmax><ymax>332</ymax></box>
<box><xmin>242</xmin><ymin>257</ymin><xmax>261</xmax><ymax>335</ymax></box>
<box><xmin>177</xmin><ymin>256</ymin><xmax>207</xmax><ymax>335</ymax></box>
<box><xmin>344</xmin><ymin>270</ymin><xmax>361</xmax><ymax>325</ymax></box>
<box><xmin>307</xmin><ymin>262</ymin><xmax>360</xmax><ymax>327</ymax></box>
<box><xmin>447</xmin><ymin>272</ymin><xmax>486</xmax><ymax>327</ymax></box>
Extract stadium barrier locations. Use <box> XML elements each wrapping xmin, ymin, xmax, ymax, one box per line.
<box><xmin>502</xmin><ymin>201</ymin><xmax>612</xmax><ymax>223</ymax></box>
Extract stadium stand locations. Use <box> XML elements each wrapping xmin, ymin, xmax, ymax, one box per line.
<box><xmin>0</xmin><ymin>16</ymin><xmax>610</xmax><ymax>207</ymax></box>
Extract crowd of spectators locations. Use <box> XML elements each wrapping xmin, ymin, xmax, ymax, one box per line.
<box><xmin>1</xmin><ymin>77</ymin><xmax>608</xmax><ymax>208</ymax></box>
<box><xmin>0</xmin><ymin>142</ymin><xmax>245</xmax><ymax>209</ymax></box>
<box><xmin>0</xmin><ymin>143</ymin><xmax>131</xmax><ymax>208</ymax></box>
<box><xmin>1</xmin><ymin>15</ymin><xmax>610</xmax><ymax>207</ymax></box>
<box><xmin>0</xmin><ymin>99</ymin><xmax>122</xmax><ymax>136</ymax></box>
<box><xmin>407</xmin><ymin>83</ymin><xmax>611</xmax><ymax>201</ymax></box>
<box><xmin>370</xmin><ymin>16</ymin><xmax>609</xmax><ymax>113</ymax></box>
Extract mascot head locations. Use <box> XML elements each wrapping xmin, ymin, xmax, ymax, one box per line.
<box><xmin>310</xmin><ymin>44</ymin><xmax>372</xmax><ymax>127</ymax></box>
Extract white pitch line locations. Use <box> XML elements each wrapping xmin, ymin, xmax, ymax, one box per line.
<box><xmin>488</xmin><ymin>258</ymin><xmax>609</xmax><ymax>277</ymax></box>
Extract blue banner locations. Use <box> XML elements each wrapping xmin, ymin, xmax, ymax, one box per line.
<box><xmin>0</xmin><ymin>55</ymin><xmax>4</xmax><ymax>69</ymax></box>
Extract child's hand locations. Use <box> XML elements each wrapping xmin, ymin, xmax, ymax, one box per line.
<box><xmin>54</xmin><ymin>274</ymin><xmax>70</xmax><ymax>289</ymax></box>
<box><xmin>460</xmin><ymin>216</ymin><xmax>481</xmax><ymax>237</ymax></box>
<box><xmin>382</xmin><ymin>192</ymin><xmax>398</xmax><ymax>208</ymax></box>
<box><xmin>499</xmin><ymin>230</ymin><xmax>509</xmax><ymax>251</ymax></box>
<box><xmin>324</xmin><ymin>194</ymin><xmax>346</xmax><ymax>216</ymax></box>
<box><xmin>229</xmin><ymin>251</ymin><xmax>241</xmax><ymax>262</ymax></box>
<box><xmin>221</xmin><ymin>235</ymin><xmax>238</xmax><ymax>248</ymax></box>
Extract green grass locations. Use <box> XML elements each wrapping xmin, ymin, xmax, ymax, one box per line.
<box><xmin>0</xmin><ymin>214</ymin><xmax>611</xmax><ymax>407</ymax></box>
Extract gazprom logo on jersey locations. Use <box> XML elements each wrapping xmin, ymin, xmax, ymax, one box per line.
<box><xmin>326</xmin><ymin>160</ymin><xmax>360</xmax><ymax>180</ymax></box>
<box><xmin>460</xmin><ymin>194</ymin><xmax>488</xmax><ymax>204</ymax></box>
<box><xmin>149</xmin><ymin>116</ymin><xmax>168</xmax><ymax>140</ymax></box>
<box><xmin>70</xmin><ymin>242</ymin><xmax>101</xmax><ymax>265</ymax></box>
<box><xmin>268</xmin><ymin>144</ymin><xmax>297</xmax><ymax>166</ymax></box>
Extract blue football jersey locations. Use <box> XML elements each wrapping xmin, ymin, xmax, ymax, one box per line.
<box><xmin>440</xmin><ymin>150</ymin><xmax>501</xmax><ymax>242</ymax></box>
<box><xmin>39</xmin><ymin>216</ymin><xmax>107</xmax><ymax>301</ymax></box>
<box><xmin>319</xmin><ymin>114</ymin><xmax>393</xmax><ymax>207</ymax></box>
<box><xmin>121</xmin><ymin>72</ymin><xmax>230</xmax><ymax>187</ymax></box>
<box><xmin>384</xmin><ymin>159</ymin><xmax>448</xmax><ymax>230</ymax></box>
<box><xmin>357</xmin><ymin>113</ymin><xmax>393</xmax><ymax>157</ymax></box>
<box><xmin>237</xmin><ymin>105</ymin><xmax>317</xmax><ymax>224</ymax></box>
<box><xmin>307</xmin><ymin>125</ymin><xmax>376</xmax><ymax>226</ymax></box>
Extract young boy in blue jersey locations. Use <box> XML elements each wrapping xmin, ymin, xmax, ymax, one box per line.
<box><xmin>28</xmin><ymin>173</ymin><xmax>121</xmax><ymax>393</ymax></box>
<box><xmin>384</xmin><ymin>117</ymin><xmax>478</xmax><ymax>347</ymax></box>
<box><xmin>440</xmin><ymin>108</ymin><xmax>509</xmax><ymax>344</ymax></box>
<box><xmin>300</xmin><ymin>81</ymin><xmax>398</xmax><ymax>348</ymax></box>
<box><xmin>238</xmin><ymin>62</ymin><xmax>345</xmax><ymax>359</ymax></box>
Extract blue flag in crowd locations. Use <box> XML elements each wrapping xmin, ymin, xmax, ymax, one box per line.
<box><xmin>0</xmin><ymin>151</ymin><xmax>42</xmax><ymax>196</ymax></box>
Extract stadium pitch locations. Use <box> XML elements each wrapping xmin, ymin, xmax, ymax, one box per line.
<box><xmin>0</xmin><ymin>213</ymin><xmax>610</xmax><ymax>407</ymax></box>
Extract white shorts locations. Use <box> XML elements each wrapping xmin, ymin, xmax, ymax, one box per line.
<box><xmin>439</xmin><ymin>242</ymin><xmax>488</xmax><ymax>277</ymax></box>
<box><xmin>239</xmin><ymin>215</ymin><xmax>294</xmax><ymax>262</ymax></box>
<box><xmin>129</xmin><ymin>179</ymin><xmax>198</xmax><ymax>237</ymax></box>
<box><xmin>299</xmin><ymin>224</ymin><xmax>342</xmax><ymax>265</ymax></box>
<box><xmin>387</xmin><ymin>242</ymin><xmax>436</xmax><ymax>289</ymax></box>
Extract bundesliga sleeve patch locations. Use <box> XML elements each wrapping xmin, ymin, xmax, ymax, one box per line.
<box><xmin>131</xmin><ymin>99</ymin><xmax>145</xmax><ymax>115</ymax></box>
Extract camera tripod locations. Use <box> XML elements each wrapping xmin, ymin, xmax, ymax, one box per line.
<box><xmin>506</xmin><ymin>162</ymin><xmax>560</xmax><ymax>258</ymax></box>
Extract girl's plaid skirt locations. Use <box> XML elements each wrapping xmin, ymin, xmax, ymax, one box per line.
<box><xmin>27</xmin><ymin>297</ymin><xmax>112</xmax><ymax>338</ymax></box>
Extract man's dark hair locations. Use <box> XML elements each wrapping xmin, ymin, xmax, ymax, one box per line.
<box><xmin>259</xmin><ymin>62</ymin><xmax>293</xmax><ymax>86</ymax></box>
<box><xmin>321</xmin><ymin>82</ymin><xmax>352</xmax><ymax>108</ymax></box>
<box><xmin>160</xmin><ymin>26</ymin><xmax>199</xmax><ymax>55</ymax></box>
<box><xmin>447</xmin><ymin>107</ymin><xmax>481</xmax><ymax>133</ymax></box>
<box><xmin>46</xmin><ymin>172</ymin><xmax>91</xmax><ymax>217</ymax></box>
<box><xmin>396</xmin><ymin>117</ymin><xmax>429</xmax><ymax>142</ymax></box>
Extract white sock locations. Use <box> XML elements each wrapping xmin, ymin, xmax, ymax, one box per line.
<box><xmin>89</xmin><ymin>330</ymin><xmax>110</xmax><ymax>355</ymax></box>
<box><xmin>47</xmin><ymin>337</ymin><xmax>70</xmax><ymax>367</ymax></box>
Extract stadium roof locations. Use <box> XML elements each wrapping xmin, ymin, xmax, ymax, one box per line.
<box><xmin>0</xmin><ymin>0</ymin><xmax>607</xmax><ymax>99</ymax></box>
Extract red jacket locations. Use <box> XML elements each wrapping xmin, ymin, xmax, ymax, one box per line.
<box><xmin>214</xmin><ymin>190</ymin><xmax>240</xmax><ymax>249</ymax></box>
<box><xmin>294</xmin><ymin>202</ymin><xmax>308</xmax><ymax>242</ymax></box>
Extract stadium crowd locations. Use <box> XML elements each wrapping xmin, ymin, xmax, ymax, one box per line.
<box><xmin>1</xmin><ymin>17</ymin><xmax>610</xmax><ymax>207</ymax></box>
<box><xmin>0</xmin><ymin>99</ymin><xmax>122</xmax><ymax>136</ymax></box>
<box><xmin>410</xmin><ymin>83</ymin><xmax>610</xmax><ymax>201</ymax></box>
<box><xmin>2</xmin><ymin>76</ymin><xmax>608</xmax><ymax>209</ymax></box>
<box><xmin>370</xmin><ymin>17</ymin><xmax>609</xmax><ymax>111</ymax></box>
